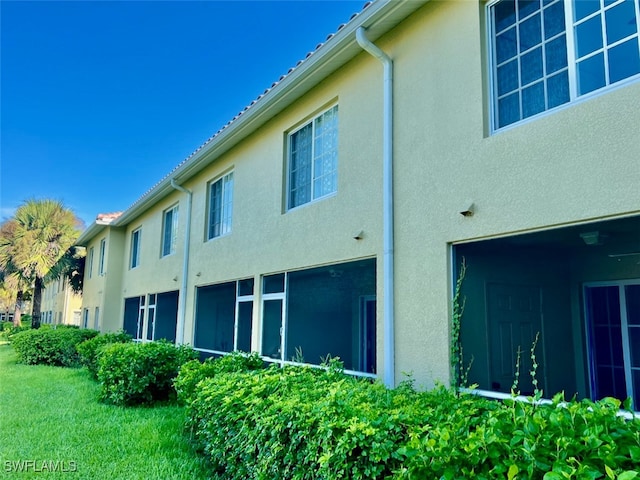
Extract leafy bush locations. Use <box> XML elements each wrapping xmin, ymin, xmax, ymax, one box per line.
<box><xmin>397</xmin><ymin>393</ymin><xmax>640</xmax><ymax>479</ymax></box>
<box><xmin>76</xmin><ymin>331</ymin><xmax>132</xmax><ymax>379</ymax></box>
<box><xmin>11</xmin><ymin>327</ymin><xmax>99</xmax><ymax>366</ymax></box>
<box><xmin>97</xmin><ymin>341</ymin><xmax>198</xmax><ymax>406</ymax></box>
<box><xmin>189</xmin><ymin>364</ymin><xmax>430</xmax><ymax>479</ymax></box>
<box><xmin>186</xmin><ymin>365</ymin><xmax>640</xmax><ymax>480</ymax></box>
<box><xmin>174</xmin><ymin>351</ymin><xmax>264</xmax><ymax>405</ymax></box>
<box><xmin>0</xmin><ymin>320</ymin><xmax>31</xmax><ymax>340</ymax></box>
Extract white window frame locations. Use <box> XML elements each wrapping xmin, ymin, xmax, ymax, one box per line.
<box><xmin>193</xmin><ymin>278</ymin><xmax>254</xmax><ymax>356</ymax></box>
<box><xmin>259</xmin><ymin>268</ymin><xmax>377</xmax><ymax>379</ymax></box>
<box><xmin>98</xmin><ymin>238</ymin><xmax>106</xmax><ymax>276</ymax></box>
<box><xmin>130</xmin><ymin>228</ymin><xmax>142</xmax><ymax>269</ymax></box>
<box><xmin>134</xmin><ymin>295</ymin><xmax>145</xmax><ymax>341</ymax></box>
<box><xmin>235</xmin><ymin>281</ymin><xmax>254</xmax><ymax>352</ymax></box>
<box><xmin>206</xmin><ymin>171</ymin><xmax>234</xmax><ymax>241</ymax></box>
<box><xmin>488</xmin><ymin>0</ymin><xmax>640</xmax><ymax>132</ymax></box>
<box><xmin>583</xmin><ymin>279</ymin><xmax>640</xmax><ymax>408</ymax></box>
<box><xmin>161</xmin><ymin>205</ymin><xmax>179</xmax><ymax>257</ymax></box>
<box><xmin>145</xmin><ymin>294</ymin><xmax>157</xmax><ymax>341</ymax></box>
<box><xmin>88</xmin><ymin>247</ymin><xmax>94</xmax><ymax>279</ymax></box>
<box><xmin>260</xmin><ymin>273</ymin><xmax>287</xmax><ymax>364</ymax></box>
<box><xmin>286</xmin><ymin>104</ymin><xmax>339</xmax><ymax>210</ymax></box>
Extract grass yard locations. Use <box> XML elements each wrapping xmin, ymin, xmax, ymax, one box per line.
<box><xmin>0</xmin><ymin>344</ymin><xmax>211</xmax><ymax>479</ymax></box>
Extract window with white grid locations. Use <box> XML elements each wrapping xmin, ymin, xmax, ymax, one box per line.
<box><xmin>287</xmin><ymin>105</ymin><xmax>338</xmax><ymax>209</ymax></box>
<box><xmin>489</xmin><ymin>0</ymin><xmax>640</xmax><ymax>130</ymax></box>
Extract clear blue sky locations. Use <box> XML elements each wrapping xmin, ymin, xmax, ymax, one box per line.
<box><xmin>1</xmin><ymin>0</ymin><xmax>364</xmax><ymax>227</ymax></box>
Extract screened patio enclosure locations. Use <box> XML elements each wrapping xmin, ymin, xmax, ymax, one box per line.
<box><xmin>261</xmin><ymin>258</ymin><xmax>377</xmax><ymax>374</ymax></box>
<box><xmin>454</xmin><ymin>216</ymin><xmax>640</xmax><ymax>407</ymax></box>
<box><xmin>123</xmin><ymin>290</ymin><xmax>179</xmax><ymax>342</ymax></box>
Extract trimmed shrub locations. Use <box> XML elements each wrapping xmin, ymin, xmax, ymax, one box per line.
<box><xmin>76</xmin><ymin>331</ymin><xmax>133</xmax><ymax>379</ymax></box>
<box><xmin>188</xmin><ymin>364</ymin><xmax>428</xmax><ymax>479</ymax></box>
<box><xmin>11</xmin><ymin>327</ymin><xmax>99</xmax><ymax>367</ymax></box>
<box><xmin>187</xmin><ymin>365</ymin><xmax>640</xmax><ymax>480</ymax></box>
<box><xmin>174</xmin><ymin>351</ymin><xmax>264</xmax><ymax>405</ymax></box>
<box><xmin>97</xmin><ymin>341</ymin><xmax>198</xmax><ymax>406</ymax></box>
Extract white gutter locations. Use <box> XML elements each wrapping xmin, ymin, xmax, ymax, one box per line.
<box><xmin>356</xmin><ymin>26</ymin><xmax>395</xmax><ymax>388</ymax></box>
<box><xmin>170</xmin><ymin>179</ymin><xmax>192</xmax><ymax>344</ymax></box>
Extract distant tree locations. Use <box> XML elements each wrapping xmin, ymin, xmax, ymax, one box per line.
<box><xmin>0</xmin><ymin>220</ymin><xmax>30</xmax><ymax>326</ymax></box>
<box><xmin>2</xmin><ymin>200</ymin><xmax>82</xmax><ymax>329</ymax></box>
<box><xmin>0</xmin><ymin>284</ymin><xmax>16</xmax><ymax>321</ymax></box>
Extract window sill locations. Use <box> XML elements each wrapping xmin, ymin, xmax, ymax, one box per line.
<box><xmin>285</xmin><ymin>191</ymin><xmax>337</xmax><ymax>214</ymax></box>
<box><xmin>205</xmin><ymin>231</ymin><xmax>232</xmax><ymax>244</ymax></box>
<box><xmin>491</xmin><ymin>74</ymin><xmax>640</xmax><ymax>135</ymax></box>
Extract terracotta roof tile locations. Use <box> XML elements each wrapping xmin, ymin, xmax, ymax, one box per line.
<box><xmin>96</xmin><ymin>212</ymin><xmax>123</xmax><ymax>224</ymax></box>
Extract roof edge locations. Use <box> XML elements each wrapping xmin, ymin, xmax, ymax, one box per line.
<box><xmin>75</xmin><ymin>222</ymin><xmax>107</xmax><ymax>246</ymax></box>
<box><xmin>97</xmin><ymin>0</ymin><xmax>430</xmax><ymax>229</ymax></box>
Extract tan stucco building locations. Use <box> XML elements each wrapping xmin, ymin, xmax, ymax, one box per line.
<box><xmin>41</xmin><ymin>277</ymin><xmax>82</xmax><ymax>327</ymax></box>
<box><xmin>76</xmin><ymin>0</ymin><xmax>640</xmax><ymax>407</ymax></box>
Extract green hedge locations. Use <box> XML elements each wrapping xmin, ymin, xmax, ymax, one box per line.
<box><xmin>188</xmin><ymin>363</ymin><xmax>435</xmax><ymax>479</ymax></box>
<box><xmin>11</xmin><ymin>327</ymin><xmax>99</xmax><ymax>367</ymax></box>
<box><xmin>186</xmin><ymin>363</ymin><xmax>640</xmax><ymax>479</ymax></box>
<box><xmin>97</xmin><ymin>341</ymin><xmax>198</xmax><ymax>406</ymax></box>
<box><xmin>76</xmin><ymin>331</ymin><xmax>133</xmax><ymax>379</ymax></box>
<box><xmin>174</xmin><ymin>351</ymin><xmax>264</xmax><ymax>405</ymax></box>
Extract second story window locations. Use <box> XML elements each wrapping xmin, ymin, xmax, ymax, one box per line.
<box><xmin>287</xmin><ymin>105</ymin><xmax>338</xmax><ymax>209</ymax></box>
<box><xmin>207</xmin><ymin>171</ymin><xmax>234</xmax><ymax>240</ymax></box>
<box><xmin>162</xmin><ymin>205</ymin><xmax>179</xmax><ymax>257</ymax></box>
<box><xmin>88</xmin><ymin>246</ymin><xmax>94</xmax><ymax>279</ymax></box>
<box><xmin>489</xmin><ymin>0</ymin><xmax>640</xmax><ymax>130</ymax></box>
<box><xmin>130</xmin><ymin>228</ymin><xmax>141</xmax><ymax>269</ymax></box>
<box><xmin>98</xmin><ymin>238</ymin><xmax>106</xmax><ymax>276</ymax></box>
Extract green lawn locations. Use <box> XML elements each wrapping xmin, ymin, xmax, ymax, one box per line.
<box><xmin>0</xmin><ymin>344</ymin><xmax>211</xmax><ymax>479</ymax></box>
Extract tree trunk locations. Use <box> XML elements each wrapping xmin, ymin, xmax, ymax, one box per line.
<box><xmin>13</xmin><ymin>290</ymin><xmax>23</xmax><ymax>327</ymax></box>
<box><xmin>31</xmin><ymin>277</ymin><xmax>43</xmax><ymax>329</ymax></box>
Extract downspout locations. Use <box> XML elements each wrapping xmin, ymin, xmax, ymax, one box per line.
<box><xmin>356</xmin><ymin>26</ymin><xmax>395</xmax><ymax>388</ymax></box>
<box><xmin>170</xmin><ymin>179</ymin><xmax>192</xmax><ymax>344</ymax></box>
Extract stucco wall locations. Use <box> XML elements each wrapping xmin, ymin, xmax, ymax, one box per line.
<box><xmin>120</xmin><ymin>190</ymin><xmax>185</xmax><ymax>298</ymax></box>
<box><xmin>386</xmin><ymin>1</ymin><xmax>640</xmax><ymax>387</ymax></box>
<box><xmin>81</xmin><ymin>233</ymin><xmax>107</xmax><ymax>328</ymax></box>
<box><xmin>41</xmin><ymin>280</ymin><xmax>82</xmax><ymax>325</ymax></box>
<box><xmin>81</xmin><ymin>228</ymin><xmax>125</xmax><ymax>332</ymax></box>
<box><xmin>78</xmin><ymin>0</ymin><xmax>639</xmax><ymax>388</ymax></box>
<box><xmin>180</xmin><ymin>63</ymin><xmax>384</xmax><ymax>345</ymax></box>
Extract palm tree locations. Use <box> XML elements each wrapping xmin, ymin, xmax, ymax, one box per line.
<box><xmin>0</xmin><ymin>219</ymin><xmax>29</xmax><ymax>326</ymax></box>
<box><xmin>4</xmin><ymin>200</ymin><xmax>82</xmax><ymax>329</ymax></box>
<box><xmin>45</xmin><ymin>246</ymin><xmax>86</xmax><ymax>295</ymax></box>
